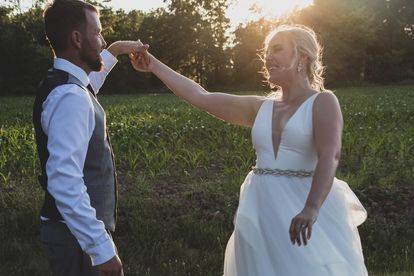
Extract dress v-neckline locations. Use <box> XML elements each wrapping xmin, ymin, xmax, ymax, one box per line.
<box><xmin>270</xmin><ymin>93</ymin><xmax>317</xmax><ymax>161</ymax></box>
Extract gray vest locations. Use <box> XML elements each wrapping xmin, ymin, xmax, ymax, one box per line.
<box><xmin>33</xmin><ymin>69</ymin><xmax>118</xmax><ymax>231</ymax></box>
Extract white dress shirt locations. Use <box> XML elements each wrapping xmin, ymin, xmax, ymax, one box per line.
<box><xmin>40</xmin><ymin>49</ymin><xmax>118</xmax><ymax>266</ymax></box>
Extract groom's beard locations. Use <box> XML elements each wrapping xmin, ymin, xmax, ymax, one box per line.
<box><xmin>80</xmin><ymin>39</ymin><xmax>103</xmax><ymax>72</ymax></box>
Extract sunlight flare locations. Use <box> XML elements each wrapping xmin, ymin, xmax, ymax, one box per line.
<box><xmin>227</xmin><ymin>0</ymin><xmax>314</xmax><ymax>25</ymax></box>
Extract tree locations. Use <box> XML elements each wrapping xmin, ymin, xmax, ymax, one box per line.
<box><xmin>151</xmin><ymin>0</ymin><xmax>232</xmax><ymax>88</ymax></box>
<box><xmin>361</xmin><ymin>0</ymin><xmax>414</xmax><ymax>82</ymax></box>
<box><xmin>0</xmin><ymin>0</ymin><xmax>412</xmax><ymax>95</ymax></box>
<box><xmin>231</xmin><ymin>18</ymin><xmax>273</xmax><ymax>90</ymax></box>
<box><xmin>291</xmin><ymin>0</ymin><xmax>376</xmax><ymax>85</ymax></box>
<box><xmin>0</xmin><ymin>5</ymin><xmax>51</xmax><ymax>95</ymax></box>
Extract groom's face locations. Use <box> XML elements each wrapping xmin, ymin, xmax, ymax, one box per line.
<box><xmin>79</xmin><ymin>10</ymin><xmax>106</xmax><ymax>72</ymax></box>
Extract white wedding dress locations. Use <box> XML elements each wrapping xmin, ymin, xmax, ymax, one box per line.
<box><xmin>223</xmin><ymin>93</ymin><xmax>368</xmax><ymax>276</ymax></box>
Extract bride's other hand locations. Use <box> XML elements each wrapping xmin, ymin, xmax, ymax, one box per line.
<box><xmin>289</xmin><ymin>206</ymin><xmax>319</xmax><ymax>246</ymax></box>
<box><xmin>107</xmin><ymin>40</ymin><xmax>146</xmax><ymax>57</ymax></box>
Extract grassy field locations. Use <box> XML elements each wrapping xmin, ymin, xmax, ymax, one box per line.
<box><xmin>0</xmin><ymin>85</ymin><xmax>413</xmax><ymax>275</ymax></box>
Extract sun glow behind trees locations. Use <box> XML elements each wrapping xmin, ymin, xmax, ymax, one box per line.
<box><xmin>5</xmin><ymin>0</ymin><xmax>314</xmax><ymax>27</ymax></box>
<box><xmin>96</xmin><ymin>0</ymin><xmax>315</xmax><ymax>25</ymax></box>
<box><xmin>227</xmin><ymin>0</ymin><xmax>314</xmax><ymax>26</ymax></box>
<box><xmin>111</xmin><ymin>0</ymin><xmax>315</xmax><ymax>27</ymax></box>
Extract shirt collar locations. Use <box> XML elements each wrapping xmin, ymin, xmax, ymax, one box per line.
<box><xmin>53</xmin><ymin>58</ymin><xmax>90</xmax><ymax>87</ymax></box>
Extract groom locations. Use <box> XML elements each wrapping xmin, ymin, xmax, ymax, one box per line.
<box><xmin>33</xmin><ymin>1</ymin><xmax>146</xmax><ymax>275</ymax></box>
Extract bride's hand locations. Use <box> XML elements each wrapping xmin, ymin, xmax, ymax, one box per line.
<box><xmin>289</xmin><ymin>206</ymin><xmax>319</xmax><ymax>246</ymax></box>
<box><xmin>130</xmin><ymin>49</ymin><xmax>152</xmax><ymax>72</ymax></box>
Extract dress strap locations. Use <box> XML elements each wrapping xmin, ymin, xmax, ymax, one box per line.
<box><xmin>252</xmin><ymin>99</ymin><xmax>272</xmax><ymax>128</ymax></box>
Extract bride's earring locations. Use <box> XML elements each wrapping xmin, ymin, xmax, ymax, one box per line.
<box><xmin>297</xmin><ymin>62</ymin><xmax>304</xmax><ymax>73</ymax></box>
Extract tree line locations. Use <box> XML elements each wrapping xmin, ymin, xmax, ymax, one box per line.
<box><xmin>0</xmin><ymin>0</ymin><xmax>413</xmax><ymax>95</ymax></box>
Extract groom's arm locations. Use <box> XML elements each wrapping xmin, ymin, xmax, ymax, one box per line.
<box><xmin>88</xmin><ymin>49</ymin><xmax>118</xmax><ymax>95</ymax></box>
<box><xmin>89</xmin><ymin>41</ymin><xmax>147</xmax><ymax>94</ymax></box>
<box><xmin>41</xmin><ymin>85</ymin><xmax>116</xmax><ymax>266</ymax></box>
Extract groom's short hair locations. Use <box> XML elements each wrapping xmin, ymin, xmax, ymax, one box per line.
<box><xmin>43</xmin><ymin>0</ymin><xmax>98</xmax><ymax>53</ymax></box>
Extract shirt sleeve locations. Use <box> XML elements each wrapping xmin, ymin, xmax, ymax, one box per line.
<box><xmin>89</xmin><ymin>49</ymin><xmax>118</xmax><ymax>95</ymax></box>
<box><xmin>42</xmin><ymin>86</ymin><xmax>117</xmax><ymax>266</ymax></box>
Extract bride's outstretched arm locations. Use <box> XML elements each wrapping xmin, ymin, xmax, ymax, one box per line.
<box><xmin>131</xmin><ymin>51</ymin><xmax>263</xmax><ymax>127</ymax></box>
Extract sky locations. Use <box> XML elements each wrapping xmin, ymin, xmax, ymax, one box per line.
<box><xmin>9</xmin><ymin>0</ymin><xmax>314</xmax><ymax>28</ymax></box>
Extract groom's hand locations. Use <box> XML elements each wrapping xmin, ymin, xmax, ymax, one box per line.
<box><xmin>107</xmin><ymin>40</ymin><xmax>147</xmax><ymax>57</ymax></box>
<box><xmin>98</xmin><ymin>255</ymin><xmax>124</xmax><ymax>276</ymax></box>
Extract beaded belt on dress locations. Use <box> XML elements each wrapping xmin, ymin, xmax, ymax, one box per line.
<box><xmin>252</xmin><ymin>166</ymin><xmax>314</xmax><ymax>177</ymax></box>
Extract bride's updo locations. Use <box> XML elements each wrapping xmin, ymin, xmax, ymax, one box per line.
<box><xmin>263</xmin><ymin>24</ymin><xmax>330</xmax><ymax>93</ymax></box>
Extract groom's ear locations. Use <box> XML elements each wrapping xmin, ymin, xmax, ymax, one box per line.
<box><xmin>70</xmin><ymin>30</ymin><xmax>83</xmax><ymax>50</ymax></box>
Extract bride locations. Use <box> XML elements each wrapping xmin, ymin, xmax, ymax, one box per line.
<box><xmin>131</xmin><ymin>24</ymin><xmax>368</xmax><ymax>275</ymax></box>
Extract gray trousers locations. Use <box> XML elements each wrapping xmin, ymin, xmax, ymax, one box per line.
<box><xmin>40</xmin><ymin>220</ymin><xmax>115</xmax><ymax>276</ymax></box>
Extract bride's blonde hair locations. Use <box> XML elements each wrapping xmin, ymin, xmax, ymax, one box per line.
<box><xmin>262</xmin><ymin>24</ymin><xmax>331</xmax><ymax>94</ymax></box>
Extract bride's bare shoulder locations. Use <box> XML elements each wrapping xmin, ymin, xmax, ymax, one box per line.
<box><xmin>314</xmin><ymin>91</ymin><xmax>340</xmax><ymax>109</ymax></box>
<box><xmin>313</xmin><ymin>91</ymin><xmax>342</xmax><ymax>124</ymax></box>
